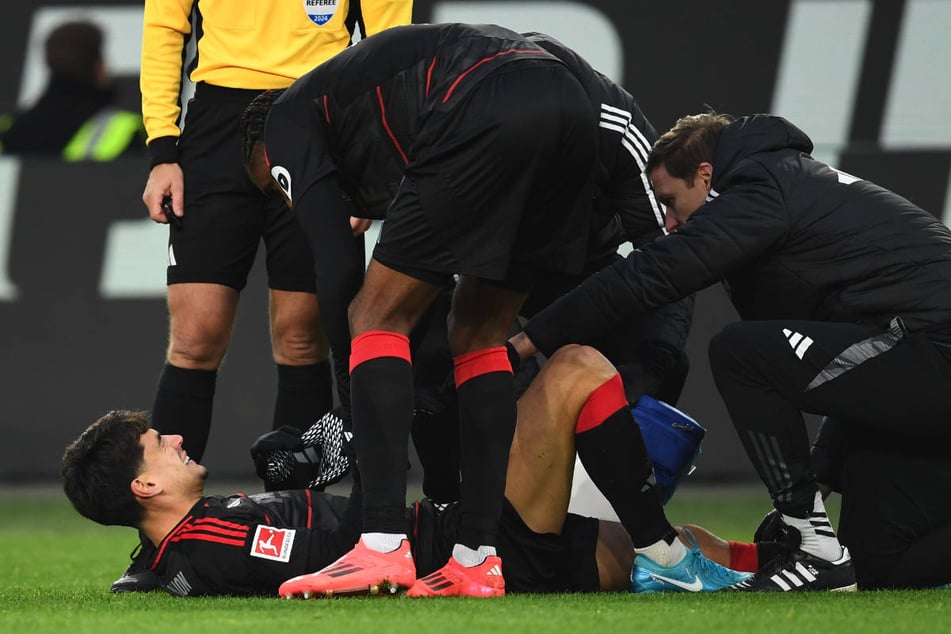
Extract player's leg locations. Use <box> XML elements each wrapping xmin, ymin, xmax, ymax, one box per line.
<box><xmin>280</xmin><ymin>260</ymin><xmax>441</xmax><ymax>598</ymax></box>
<box><xmin>504</xmin><ymin>345</ymin><xmax>615</xmax><ymax>532</ymax></box>
<box><xmin>706</xmin><ymin>319</ymin><xmax>951</xmax><ymax>591</ymax></box>
<box><xmin>502</xmin><ymin>344</ymin><xmax>635</xmax><ymax>593</ymax></box>
<box><xmin>157</xmin><ymin>282</ymin><xmax>238</xmax><ymax>462</ymax></box>
<box><xmin>406</xmin><ymin>276</ymin><xmax>524</xmax><ymax>598</ymax></box>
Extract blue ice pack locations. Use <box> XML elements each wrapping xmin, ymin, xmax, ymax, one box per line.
<box><xmin>632</xmin><ymin>395</ymin><xmax>707</xmax><ymax>505</ymax></box>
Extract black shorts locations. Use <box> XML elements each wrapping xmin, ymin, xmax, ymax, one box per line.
<box><xmin>411</xmin><ymin>498</ymin><xmax>601</xmax><ymax>593</ymax></box>
<box><xmin>373</xmin><ymin>62</ymin><xmax>596</xmax><ymax>289</ymax></box>
<box><xmin>170</xmin><ymin>83</ymin><xmax>315</xmax><ymax>292</ymax></box>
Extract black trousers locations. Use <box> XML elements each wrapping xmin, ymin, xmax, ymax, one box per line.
<box><xmin>709</xmin><ymin>319</ymin><xmax>951</xmax><ymax>515</ymax></box>
<box><xmin>814</xmin><ymin>417</ymin><xmax>951</xmax><ymax>588</ymax></box>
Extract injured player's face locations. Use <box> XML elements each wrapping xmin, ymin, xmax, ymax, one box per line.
<box><xmin>135</xmin><ymin>429</ymin><xmax>208</xmax><ymax>495</ymax></box>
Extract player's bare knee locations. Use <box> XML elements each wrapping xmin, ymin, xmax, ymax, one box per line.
<box><xmin>272</xmin><ymin>330</ymin><xmax>325</xmax><ymax>365</ymax></box>
<box><xmin>166</xmin><ymin>329</ymin><xmax>231</xmax><ymax>369</ymax></box>
<box><xmin>166</xmin><ymin>339</ymin><xmax>228</xmax><ymax>370</ymax></box>
<box><xmin>548</xmin><ymin>345</ymin><xmax>615</xmax><ymax>386</ymax></box>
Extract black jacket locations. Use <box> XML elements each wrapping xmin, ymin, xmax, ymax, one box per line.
<box><xmin>525</xmin><ymin>115</ymin><xmax>951</xmax><ymax>355</ymax></box>
<box><xmin>0</xmin><ymin>75</ymin><xmax>113</xmax><ymax>155</ymax></box>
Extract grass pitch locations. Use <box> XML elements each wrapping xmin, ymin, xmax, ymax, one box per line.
<box><xmin>0</xmin><ymin>485</ymin><xmax>946</xmax><ymax>634</ymax></box>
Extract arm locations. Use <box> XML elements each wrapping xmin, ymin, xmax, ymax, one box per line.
<box><xmin>616</xmin><ymin>294</ymin><xmax>695</xmax><ymax>405</ymax></box>
<box><xmin>293</xmin><ymin>178</ymin><xmax>366</xmax><ymax>418</ymax></box>
<box><xmin>521</xmin><ymin>168</ymin><xmax>789</xmax><ymax>357</ymax></box>
<box><xmin>359</xmin><ymin>0</ymin><xmax>415</xmax><ymax>36</ymax></box>
<box><xmin>140</xmin><ymin>0</ymin><xmax>194</xmax><ymax>220</ymax></box>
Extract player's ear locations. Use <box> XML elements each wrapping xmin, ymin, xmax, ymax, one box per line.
<box><xmin>131</xmin><ymin>475</ymin><xmax>162</xmax><ymax>499</ymax></box>
<box><xmin>697</xmin><ymin>162</ymin><xmax>714</xmax><ymax>189</ymax></box>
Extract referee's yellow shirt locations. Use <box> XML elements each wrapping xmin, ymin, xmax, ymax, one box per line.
<box><xmin>141</xmin><ymin>0</ymin><xmax>413</xmax><ymax>145</ymax></box>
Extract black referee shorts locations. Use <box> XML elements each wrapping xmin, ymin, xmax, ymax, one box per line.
<box><xmin>412</xmin><ymin>498</ymin><xmax>601</xmax><ymax>593</ymax></box>
<box><xmin>170</xmin><ymin>83</ymin><xmax>315</xmax><ymax>292</ymax></box>
<box><xmin>373</xmin><ymin>62</ymin><xmax>596</xmax><ymax>290</ymax></box>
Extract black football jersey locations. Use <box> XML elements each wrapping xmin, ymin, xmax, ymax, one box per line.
<box><xmin>147</xmin><ymin>490</ymin><xmax>358</xmax><ymax>596</ymax></box>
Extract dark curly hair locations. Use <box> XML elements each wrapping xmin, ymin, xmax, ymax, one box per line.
<box><xmin>61</xmin><ymin>410</ymin><xmax>150</xmax><ymax>527</ymax></box>
<box><xmin>238</xmin><ymin>88</ymin><xmax>286</xmax><ymax>167</ymax></box>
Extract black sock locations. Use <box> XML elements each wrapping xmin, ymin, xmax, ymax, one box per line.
<box><xmin>455</xmin><ymin>347</ymin><xmax>516</xmax><ymax>549</ymax></box>
<box><xmin>273</xmin><ymin>360</ymin><xmax>335</xmax><ymax>430</ymax></box>
<box><xmin>575</xmin><ymin>374</ymin><xmax>674</xmax><ymax>547</ymax></box>
<box><xmin>151</xmin><ymin>363</ymin><xmax>217</xmax><ymax>462</ymax></box>
<box><xmin>350</xmin><ymin>331</ymin><xmax>414</xmax><ymax>533</ymax></box>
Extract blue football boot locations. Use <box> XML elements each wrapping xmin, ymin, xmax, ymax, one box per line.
<box><xmin>631</xmin><ymin>528</ymin><xmax>753</xmax><ymax>593</ymax></box>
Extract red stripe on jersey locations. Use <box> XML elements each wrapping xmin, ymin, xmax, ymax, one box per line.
<box><xmin>442</xmin><ymin>49</ymin><xmax>552</xmax><ymax>104</ymax></box>
<box><xmin>453</xmin><ymin>346</ymin><xmax>511</xmax><ymax>388</ymax></box>
<box><xmin>323</xmin><ymin>95</ymin><xmax>331</xmax><ymax>124</ymax></box>
<box><xmin>425</xmin><ymin>57</ymin><xmax>437</xmax><ymax>98</ymax></box>
<box><xmin>576</xmin><ymin>374</ymin><xmax>627</xmax><ymax>434</ymax></box>
<box><xmin>193</xmin><ymin>517</ymin><xmax>249</xmax><ymax>533</ymax></box>
<box><xmin>152</xmin><ymin>514</ymin><xmax>195</xmax><ymax>569</ymax></box>
<box><xmin>182</xmin><ymin>525</ymin><xmax>248</xmax><ymax>539</ymax></box>
<box><xmin>349</xmin><ymin>330</ymin><xmax>411</xmax><ymax>373</ymax></box>
<box><xmin>305</xmin><ymin>488</ymin><xmax>313</xmax><ymax>529</ymax></box>
<box><xmin>171</xmin><ymin>532</ymin><xmax>246</xmax><ymax>548</ymax></box>
<box><xmin>376</xmin><ymin>85</ymin><xmax>409</xmax><ymax>165</ymax></box>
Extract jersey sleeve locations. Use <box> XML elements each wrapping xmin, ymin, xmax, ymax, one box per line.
<box><xmin>265</xmin><ymin>98</ymin><xmax>338</xmax><ymax>206</ymax></box>
<box><xmin>293</xmin><ymin>178</ymin><xmax>366</xmax><ymax>418</ymax></box>
<box><xmin>360</xmin><ymin>0</ymin><xmax>415</xmax><ymax>36</ymax></box>
<box><xmin>140</xmin><ymin>0</ymin><xmax>195</xmax><ymax>165</ymax></box>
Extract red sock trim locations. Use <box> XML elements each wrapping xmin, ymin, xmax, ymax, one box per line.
<box><xmin>453</xmin><ymin>346</ymin><xmax>511</xmax><ymax>388</ymax></box>
<box><xmin>575</xmin><ymin>374</ymin><xmax>627</xmax><ymax>434</ymax></box>
<box><xmin>728</xmin><ymin>540</ymin><xmax>759</xmax><ymax>573</ymax></box>
<box><xmin>349</xmin><ymin>330</ymin><xmax>411</xmax><ymax>374</ymax></box>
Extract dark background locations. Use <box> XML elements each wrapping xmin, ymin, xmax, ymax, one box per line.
<box><xmin>1</xmin><ymin>0</ymin><xmax>948</xmax><ymax>485</ymax></box>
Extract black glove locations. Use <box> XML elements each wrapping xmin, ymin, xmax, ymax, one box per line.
<box><xmin>250</xmin><ymin>409</ymin><xmax>355</xmax><ymax>490</ymax></box>
<box><xmin>249</xmin><ymin>425</ymin><xmax>306</xmax><ymax>483</ymax></box>
<box><xmin>298</xmin><ymin>408</ymin><xmax>354</xmax><ymax>489</ymax></box>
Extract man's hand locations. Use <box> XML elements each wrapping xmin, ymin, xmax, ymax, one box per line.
<box><xmin>143</xmin><ymin>163</ymin><xmax>184</xmax><ymax>223</ymax></box>
<box><xmin>507</xmin><ymin>331</ymin><xmax>539</xmax><ymax>361</ymax></box>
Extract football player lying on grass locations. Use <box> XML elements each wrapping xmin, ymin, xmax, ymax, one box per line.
<box><xmin>62</xmin><ymin>345</ymin><xmax>750</xmax><ymax>597</ymax></box>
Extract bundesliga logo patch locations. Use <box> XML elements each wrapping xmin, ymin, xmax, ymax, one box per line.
<box><xmin>303</xmin><ymin>0</ymin><xmax>339</xmax><ymax>26</ymax></box>
<box><xmin>251</xmin><ymin>526</ymin><xmax>296</xmax><ymax>563</ymax></box>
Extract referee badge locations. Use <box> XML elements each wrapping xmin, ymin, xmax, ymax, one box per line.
<box><xmin>251</xmin><ymin>526</ymin><xmax>296</xmax><ymax>563</ymax></box>
<box><xmin>303</xmin><ymin>0</ymin><xmax>340</xmax><ymax>26</ymax></box>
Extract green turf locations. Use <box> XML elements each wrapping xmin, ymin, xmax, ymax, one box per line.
<box><xmin>0</xmin><ymin>487</ymin><xmax>946</xmax><ymax>634</ymax></box>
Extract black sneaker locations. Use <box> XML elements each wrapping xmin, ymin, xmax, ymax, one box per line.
<box><xmin>110</xmin><ymin>541</ymin><xmax>160</xmax><ymax>593</ymax></box>
<box><xmin>729</xmin><ymin>546</ymin><xmax>857</xmax><ymax>592</ymax></box>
